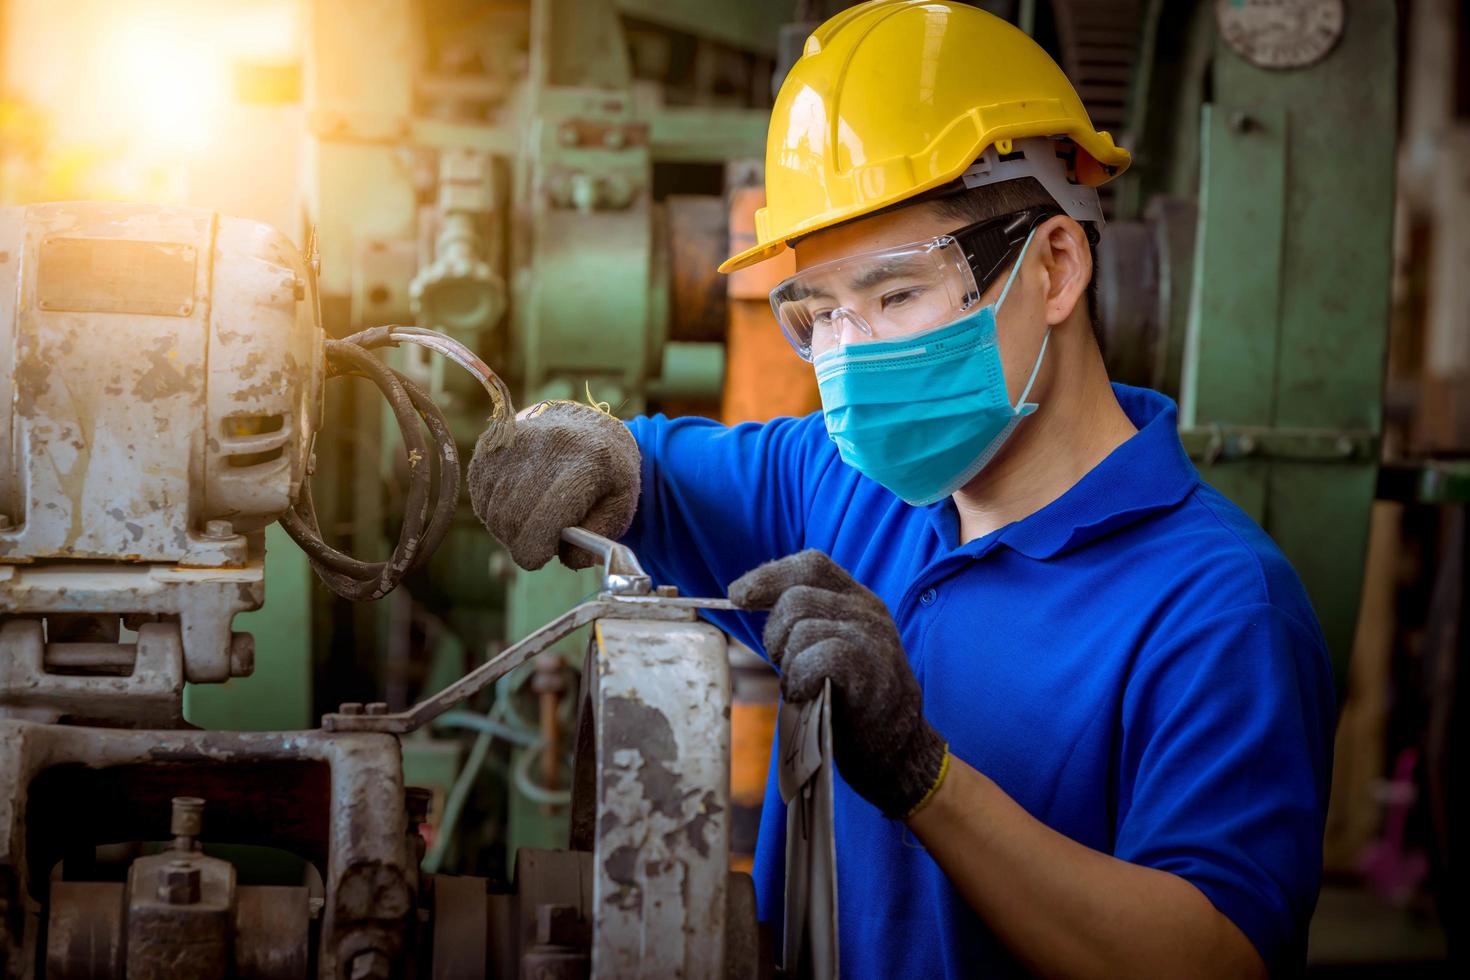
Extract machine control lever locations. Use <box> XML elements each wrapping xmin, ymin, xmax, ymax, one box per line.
<box><xmin>322</xmin><ymin>534</ymin><xmax>738</xmax><ymax>735</ymax></box>
<box><xmin>560</xmin><ymin>526</ymin><xmax>652</xmax><ymax>595</ymax></box>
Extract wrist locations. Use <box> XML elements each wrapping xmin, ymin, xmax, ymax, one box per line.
<box><xmin>903</xmin><ymin>746</ymin><xmax>951</xmax><ymax>820</ymax></box>
<box><xmin>883</xmin><ymin>720</ymin><xmax>948</xmax><ymax>819</ymax></box>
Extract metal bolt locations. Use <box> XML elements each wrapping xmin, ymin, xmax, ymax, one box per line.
<box><xmin>1335</xmin><ymin>436</ymin><xmax>1356</xmax><ymax>458</ymax></box>
<box><xmin>158</xmin><ymin>859</ymin><xmax>201</xmax><ymax>905</ymax></box>
<box><xmin>171</xmin><ymin>796</ymin><xmax>205</xmax><ymax>839</ymax></box>
<box><xmin>348</xmin><ymin>950</ymin><xmax>392</xmax><ymax>980</ymax></box>
<box><xmin>0</xmin><ymin>514</ymin><xmax>10</xmax><ymax>530</ymax></box>
<box><xmin>203</xmin><ymin>519</ymin><xmax>234</xmax><ymax>539</ymax></box>
<box><xmin>1236</xmin><ymin>435</ymin><xmax>1258</xmax><ymax>456</ymax></box>
<box><xmin>557</xmin><ymin>122</ymin><xmax>581</xmax><ymax>147</ymax></box>
<box><xmin>339</xmin><ymin>702</ymin><xmax>364</xmax><ymax>716</ymax></box>
<box><xmin>655</xmin><ymin>584</ymin><xmax>679</xmax><ymax>598</ymax></box>
<box><xmin>1228</xmin><ymin>110</ymin><xmax>1258</xmax><ymax>134</ymax></box>
<box><xmin>365</xmin><ymin>701</ymin><xmax>389</xmax><ymax>716</ymax></box>
<box><xmin>602</xmin><ymin>127</ymin><xmax>626</xmax><ymax>149</ymax></box>
<box><xmin>535</xmin><ymin>903</ymin><xmax>583</xmax><ymax>946</ymax></box>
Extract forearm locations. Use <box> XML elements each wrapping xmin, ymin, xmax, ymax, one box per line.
<box><xmin>906</xmin><ymin>755</ymin><xmax>1267</xmax><ymax>980</ymax></box>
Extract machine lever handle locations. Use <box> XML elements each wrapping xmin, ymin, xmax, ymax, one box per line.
<box><xmin>560</xmin><ymin>526</ymin><xmax>652</xmax><ymax>596</ymax></box>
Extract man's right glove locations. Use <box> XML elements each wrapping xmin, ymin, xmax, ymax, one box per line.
<box><xmin>467</xmin><ymin>400</ymin><xmax>641</xmax><ymax>570</ymax></box>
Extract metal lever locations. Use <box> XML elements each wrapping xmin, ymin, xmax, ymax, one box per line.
<box><xmin>560</xmin><ymin>526</ymin><xmax>652</xmax><ymax>595</ymax></box>
<box><xmin>321</xmin><ymin>531</ymin><xmax>740</xmax><ymax>734</ymax></box>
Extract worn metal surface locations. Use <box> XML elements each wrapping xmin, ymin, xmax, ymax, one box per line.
<box><xmin>45</xmin><ymin>881</ymin><xmax>310</xmax><ymax>979</ymax></box>
<box><xmin>0</xmin><ymin>720</ymin><xmax>412</xmax><ymax>979</ymax></box>
<box><xmin>591</xmin><ymin>616</ymin><xmax>731</xmax><ymax>978</ymax></box>
<box><xmin>125</xmin><ymin>850</ymin><xmax>236</xmax><ymax>980</ymax></box>
<box><xmin>0</xmin><ymin>201</ymin><xmax>324</xmax><ymax>711</ymax></box>
<box><xmin>0</xmin><ymin>620</ymin><xmax>186</xmax><ymax>726</ymax></box>
<box><xmin>45</xmin><ymin>882</ymin><xmax>126</xmax><ymax>978</ymax></box>
<box><xmin>324</xmin><ymin>592</ymin><xmax>734</xmax><ymax>735</ymax></box>
<box><xmin>0</xmin><ymin>561</ymin><xmax>259</xmax><ymax>688</ymax></box>
<box><xmin>0</xmin><ymin>203</ymin><xmax>319</xmax><ymax>563</ymax></box>
<box><xmin>236</xmin><ymin>885</ymin><xmax>312</xmax><ymax>978</ymax></box>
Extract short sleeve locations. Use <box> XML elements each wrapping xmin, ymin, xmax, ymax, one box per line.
<box><xmin>1114</xmin><ymin>603</ymin><xmax>1335</xmax><ymax>971</ymax></box>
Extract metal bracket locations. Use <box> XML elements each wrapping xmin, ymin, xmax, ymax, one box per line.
<box><xmin>323</xmin><ymin>530</ymin><xmax>733</xmax><ymax>734</ymax></box>
<box><xmin>1180</xmin><ymin>425</ymin><xmax>1379</xmax><ymax>464</ymax></box>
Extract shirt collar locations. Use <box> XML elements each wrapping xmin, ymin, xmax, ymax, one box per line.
<box><xmin>926</xmin><ymin>384</ymin><xmax>1200</xmax><ymax>562</ymax></box>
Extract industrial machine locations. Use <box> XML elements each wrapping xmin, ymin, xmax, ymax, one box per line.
<box><xmin>0</xmin><ymin>0</ymin><xmax>1426</xmax><ymax>974</ymax></box>
<box><xmin>0</xmin><ymin>201</ymin><xmax>836</xmax><ymax>977</ymax></box>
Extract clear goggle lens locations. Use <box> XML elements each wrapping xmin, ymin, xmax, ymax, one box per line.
<box><xmin>769</xmin><ymin>236</ymin><xmax>981</xmax><ymax>361</ymax></box>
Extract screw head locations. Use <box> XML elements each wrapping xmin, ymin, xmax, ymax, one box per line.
<box><xmin>158</xmin><ymin>859</ymin><xmax>201</xmax><ymax>905</ymax></box>
<box><xmin>365</xmin><ymin>701</ymin><xmax>389</xmax><ymax>716</ymax></box>
<box><xmin>203</xmin><ymin>519</ymin><xmax>234</xmax><ymax>539</ymax></box>
<box><xmin>0</xmin><ymin>514</ymin><xmax>10</xmax><ymax>530</ymax></box>
<box><xmin>339</xmin><ymin>702</ymin><xmax>365</xmax><ymax>716</ymax></box>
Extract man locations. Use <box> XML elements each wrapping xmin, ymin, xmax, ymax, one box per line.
<box><xmin>470</xmin><ymin>2</ymin><xmax>1334</xmax><ymax>976</ymax></box>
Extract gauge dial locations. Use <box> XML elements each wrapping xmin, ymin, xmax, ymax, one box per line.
<box><xmin>1215</xmin><ymin>0</ymin><xmax>1345</xmax><ymax>70</ymax></box>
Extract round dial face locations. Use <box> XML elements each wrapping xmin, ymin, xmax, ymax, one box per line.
<box><xmin>1215</xmin><ymin>0</ymin><xmax>1345</xmax><ymax>70</ymax></box>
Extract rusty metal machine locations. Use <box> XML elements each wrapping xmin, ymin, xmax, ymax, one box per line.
<box><xmin>0</xmin><ymin>201</ymin><xmax>829</xmax><ymax>978</ymax></box>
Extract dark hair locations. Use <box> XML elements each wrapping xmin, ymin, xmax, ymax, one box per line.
<box><xmin>926</xmin><ymin>176</ymin><xmax>1103</xmax><ymax>350</ymax></box>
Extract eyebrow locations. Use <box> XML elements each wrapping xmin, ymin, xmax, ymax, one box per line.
<box><xmin>848</xmin><ymin>257</ymin><xmax>924</xmax><ymax>292</ymax></box>
<box><xmin>786</xmin><ymin>256</ymin><xmax>926</xmax><ymax>303</ymax></box>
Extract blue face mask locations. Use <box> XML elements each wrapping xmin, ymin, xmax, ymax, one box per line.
<box><xmin>812</xmin><ymin>230</ymin><xmax>1048</xmax><ymax>506</ymax></box>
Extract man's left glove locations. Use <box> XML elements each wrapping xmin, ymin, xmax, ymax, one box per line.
<box><xmin>729</xmin><ymin>550</ymin><xmax>949</xmax><ymax>819</ymax></box>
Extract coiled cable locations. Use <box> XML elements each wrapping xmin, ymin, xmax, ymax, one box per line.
<box><xmin>281</xmin><ymin>325</ymin><xmax>516</xmax><ymax>601</ymax></box>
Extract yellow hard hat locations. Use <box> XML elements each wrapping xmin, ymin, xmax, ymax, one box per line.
<box><xmin>719</xmin><ymin>0</ymin><xmax>1131</xmax><ymax>274</ymax></box>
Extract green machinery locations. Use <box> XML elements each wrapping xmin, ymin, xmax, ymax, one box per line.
<box><xmin>1074</xmin><ymin>0</ymin><xmax>1396</xmax><ymax>688</ymax></box>
<box><xmin>189</xmin><ymin>0</ymin><xmax>791</xmax><ymax>870</ymax></box>
<box><xmin>198</xmin><ymin>0</ymin><xmax>1405</xmax><ymax>872</ymax></box>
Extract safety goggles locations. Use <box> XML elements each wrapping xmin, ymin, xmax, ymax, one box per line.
<box><xmin>769</xmin><ymin>207</ymin><xmax>1060</xmax><ymax>361</ymax></box>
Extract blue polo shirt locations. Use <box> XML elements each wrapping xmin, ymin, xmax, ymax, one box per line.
<box><xmin>623</xmin><ymin>384</ymin><xmax>1334</xmax><ymax>978</ymax></box>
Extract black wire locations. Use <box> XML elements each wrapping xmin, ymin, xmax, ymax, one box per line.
<box><xmin>281</xmin><ymin>334</ymin><xmax>465</xmax><ymax>602</ymax></box>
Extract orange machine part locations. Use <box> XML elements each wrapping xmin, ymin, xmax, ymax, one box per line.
<box><xmin>721</xmin><ymin>186</ymin><xmax>820</xmax><ymax>425</ymax></box>
<box><xmin>722</xmin><ymin>183</ymin><xmax>809</xmax><ymax>870</ymax></box>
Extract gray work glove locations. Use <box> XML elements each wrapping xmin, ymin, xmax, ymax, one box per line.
<box><xmin>468</xmin><ymin>400</ymin><xmax>641</xmax><ymax>570</ymax></box>
<box><xmin>729</xmin><ymin>550</ymin><xmax>949</xmax><ymax>819</ymax></box>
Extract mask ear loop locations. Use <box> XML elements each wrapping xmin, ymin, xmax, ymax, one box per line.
<box><xmin>992</xmin><ymin>226</ymin><xmax>1049</xmax><ymax>416</ymax></box>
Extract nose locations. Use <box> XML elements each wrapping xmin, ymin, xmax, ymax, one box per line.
<box><xmin>832</xmin><ymin>308</ymin><xmax>871</xmax><ymax>346</ymax></box>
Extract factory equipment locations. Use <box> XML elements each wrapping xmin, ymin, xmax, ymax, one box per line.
<box><xmin>0</xmin><ymin>0</ymin><xmax>1426</xmax><ymax>973</ymax></box>
<box><xmin>0</xmin><ymin>201</ymin><xmax>820</xmax><ymax>977</ymax></box>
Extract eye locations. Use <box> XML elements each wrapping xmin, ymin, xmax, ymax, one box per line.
<box><xmin>810</xmin><ymin>308</ymin><xmax>837</xmax><ymax>324</ymax></box>
<box><xmin>881</xmin><ymin>287</ymin><xmax>924</xmax><ymax>309</ymax></box>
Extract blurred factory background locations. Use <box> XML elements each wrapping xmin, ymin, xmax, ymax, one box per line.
<box><xmin>0</xmin><ymin>0</ymin><xmax>1466</xmax><ymax>975</ymax></box>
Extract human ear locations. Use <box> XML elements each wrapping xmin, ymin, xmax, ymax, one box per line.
<box><xmin>1036</xmin><ymin>216</ymin><xmax>1090</xmax><ymax>328</ymax></box>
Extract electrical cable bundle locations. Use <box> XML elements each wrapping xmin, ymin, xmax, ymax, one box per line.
<box><xmin>281</xmin><ymin>325</ymin><xmax>516</xmax><ymax>601</ymax></box>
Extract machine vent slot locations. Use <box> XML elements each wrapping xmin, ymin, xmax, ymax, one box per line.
<box><xmin>223</xmin><ymin>414</ymin><xmax>285</xmax><ymax>437</ymax></box>
<box><xmin>227</xmin><ymin>447</ymin><xmax>285</xmax><ymax>468</ymax></box>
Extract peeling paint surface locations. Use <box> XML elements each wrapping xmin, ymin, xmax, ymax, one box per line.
<box><xmin>592</xmin><ymin>618</ymin><xmax>731</xmax><ymax>977</ymax></box>
<box><xmin>0</xmin><ymin>202</ymin><xmax>321</xmax><ymax>566</ymax></box>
